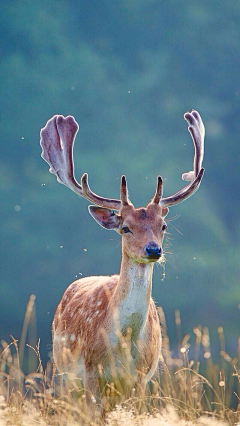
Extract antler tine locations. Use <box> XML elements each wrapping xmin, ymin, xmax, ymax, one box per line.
<box><xmin>40</xmin><ymin>115</ymin><xmax>122</xmax><ymax>210</ymax></box>
<box><xmin>120</xmin><ymin>175</ymin><xmax>131</xmax><ymax>206</ymax></box>
<box><xmin>150</xmin><ymin>176</ymin><xmax>163</xmax><ymax>205</ymax></box>
<box><xmin>160</xmin><ymin>168</ymin><xmax>204</xmax><ymax>207</ymax></box>
<box><xmin>160</xmin><ymin>110</ymin><xmax>205</xmax><ymax>207</ymax></box>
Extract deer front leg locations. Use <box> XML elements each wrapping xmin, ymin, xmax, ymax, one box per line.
<box><xmin>84</xmin><ymin>368</ymin><xmax>98</xmax><ymax>417</ymax></box>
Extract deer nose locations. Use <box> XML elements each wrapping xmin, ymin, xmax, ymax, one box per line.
<box><xmin>145</xmin><ymin>242</ymin><xmax>161</xmax><ymax>259</ymax></box>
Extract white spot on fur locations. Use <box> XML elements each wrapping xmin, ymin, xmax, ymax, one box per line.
<box><xmin>70</xmin><ymin>334</ymin><xmax>76</xmax><ymax>341</ymax></box>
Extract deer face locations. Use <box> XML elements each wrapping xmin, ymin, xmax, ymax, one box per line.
<box><xmin>89</xmin><ymin>203</ymin><xmax>168</xmax><ymax>264</ymax></box>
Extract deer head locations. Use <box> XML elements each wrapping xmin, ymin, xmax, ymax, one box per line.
<box><xmin>40</xmin><ymin>111</ymin><xmax>205</xmax><ymax>264</ymax></box>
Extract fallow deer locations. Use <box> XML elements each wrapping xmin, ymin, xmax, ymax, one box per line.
<box><xmin>40</xmin><ymin>110</ymin><xmax>205</xmax><ymax>403</ymax></box>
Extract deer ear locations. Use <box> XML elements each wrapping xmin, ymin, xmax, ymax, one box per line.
<box><xmin>161</xmin><ymin>207</ymin><xmax>169</xmax><ymax>218</ymax></box>
<box><xmin>88</xmin><ymin>206</ymin><xmax>120</xmax><ymax>230</ymax></box>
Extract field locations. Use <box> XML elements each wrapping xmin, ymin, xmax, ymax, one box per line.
<box><xmin>0</xmin><ymin>300</ymin><xmax>239</xmax><ymax>426</ymax></box>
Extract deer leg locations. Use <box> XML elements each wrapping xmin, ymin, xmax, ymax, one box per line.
<box><xmin>84</xmin><ymin>368</ymin><xmax>98</xmax><ymax>417</ymax></box>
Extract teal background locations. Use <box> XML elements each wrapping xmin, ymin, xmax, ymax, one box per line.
<box><xmin>1</xmin><ymin>0</ymin><xmax>239</xmax><ymax>366</ymax></box>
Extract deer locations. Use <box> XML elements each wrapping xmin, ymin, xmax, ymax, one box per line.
<box><xmin>40</xmin><ymin>110</ymin><xmax>205</xmax><ymax>405</ymax></box>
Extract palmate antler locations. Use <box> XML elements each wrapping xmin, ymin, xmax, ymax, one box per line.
<box><xmin>40</xmin><ymin>110</ymin><xmax>205</xmax><ymax>210</ymax></box>
<box><xmin>40</xmin><ymin>115</ymin><xmax>122</xmax><ymax>210</ymax></box>
<box><xmin>158</xmin><ymin>110</ymin><xmax>205</xmax><ymax>207</ymax></box>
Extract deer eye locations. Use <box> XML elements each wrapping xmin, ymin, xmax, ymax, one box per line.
<box><xmin>162</xmin><ymin>224</ymin><xmax>167</xmax><ymax>231</ymax></box>
<box><xmin>122</xmin><ymin>226</ymin><xmax>132</xmax><ymax>234</ymax></box>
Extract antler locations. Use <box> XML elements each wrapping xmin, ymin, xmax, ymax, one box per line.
<box><xmin>40</xmin><ymin>115</ymin><xmax>122</xmax><ymax>210</ymax></box>
<box><xmin>159</xmin><ymin>110</ymin><xmax>205</xmax><ymax>207</ymax></box>
<box><xmin>40</xmin><ymin>111</ymin><xmax>204</xmax><ymax>211</ymax></box>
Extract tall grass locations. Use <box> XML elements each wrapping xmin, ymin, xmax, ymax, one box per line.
<box><xmin>0</xmin><ymin>296</ymin><xmax>239</xmax><ymax>425</ymax></box>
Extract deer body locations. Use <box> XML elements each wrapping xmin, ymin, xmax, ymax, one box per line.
<box><xmin>40</xmin><ymin>110</ymin><xmax>205</xmax><ymax>400</ymax></box>
<box><xmin>52</xmin><ymin>204</ymin><xmax>165</xmax><ymax>394</ymax></box>
<box><xmin>52</xmin><ymin>270</ymin><xmax>161</xmax><ymax>387</ymax></box>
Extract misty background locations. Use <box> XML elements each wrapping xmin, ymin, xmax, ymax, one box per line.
<box><xmin>0</xmin><ymin>0</ymin><xmax>239</xmax><ymax>367</ymax></box>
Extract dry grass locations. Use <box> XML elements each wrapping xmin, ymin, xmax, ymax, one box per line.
<box><xmin>0</xmin><ymin>297</ymin><xmax>239</xmax><ymax>425</ymax></box>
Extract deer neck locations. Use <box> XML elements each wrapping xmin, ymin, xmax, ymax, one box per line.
<box><xmin>112</xmin><ymin>251</ymin><xmax>154</xmax><ymax>338</ymax></box>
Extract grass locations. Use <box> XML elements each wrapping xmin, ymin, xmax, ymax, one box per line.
<box><xmin>0</xmin><ymin>296</ymin><xmax>239</xmax><ymax>425</ymax></box>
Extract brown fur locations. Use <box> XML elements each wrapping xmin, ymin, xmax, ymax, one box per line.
<box><xmin>53</xmin><ymin>275</ymin><xmax>160</xmax><ymax>374</ymax></box>
<box><xmin>52</xmin><ymin>203</ymin><xmax>166</xmax><ymax>397</ymax></box>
